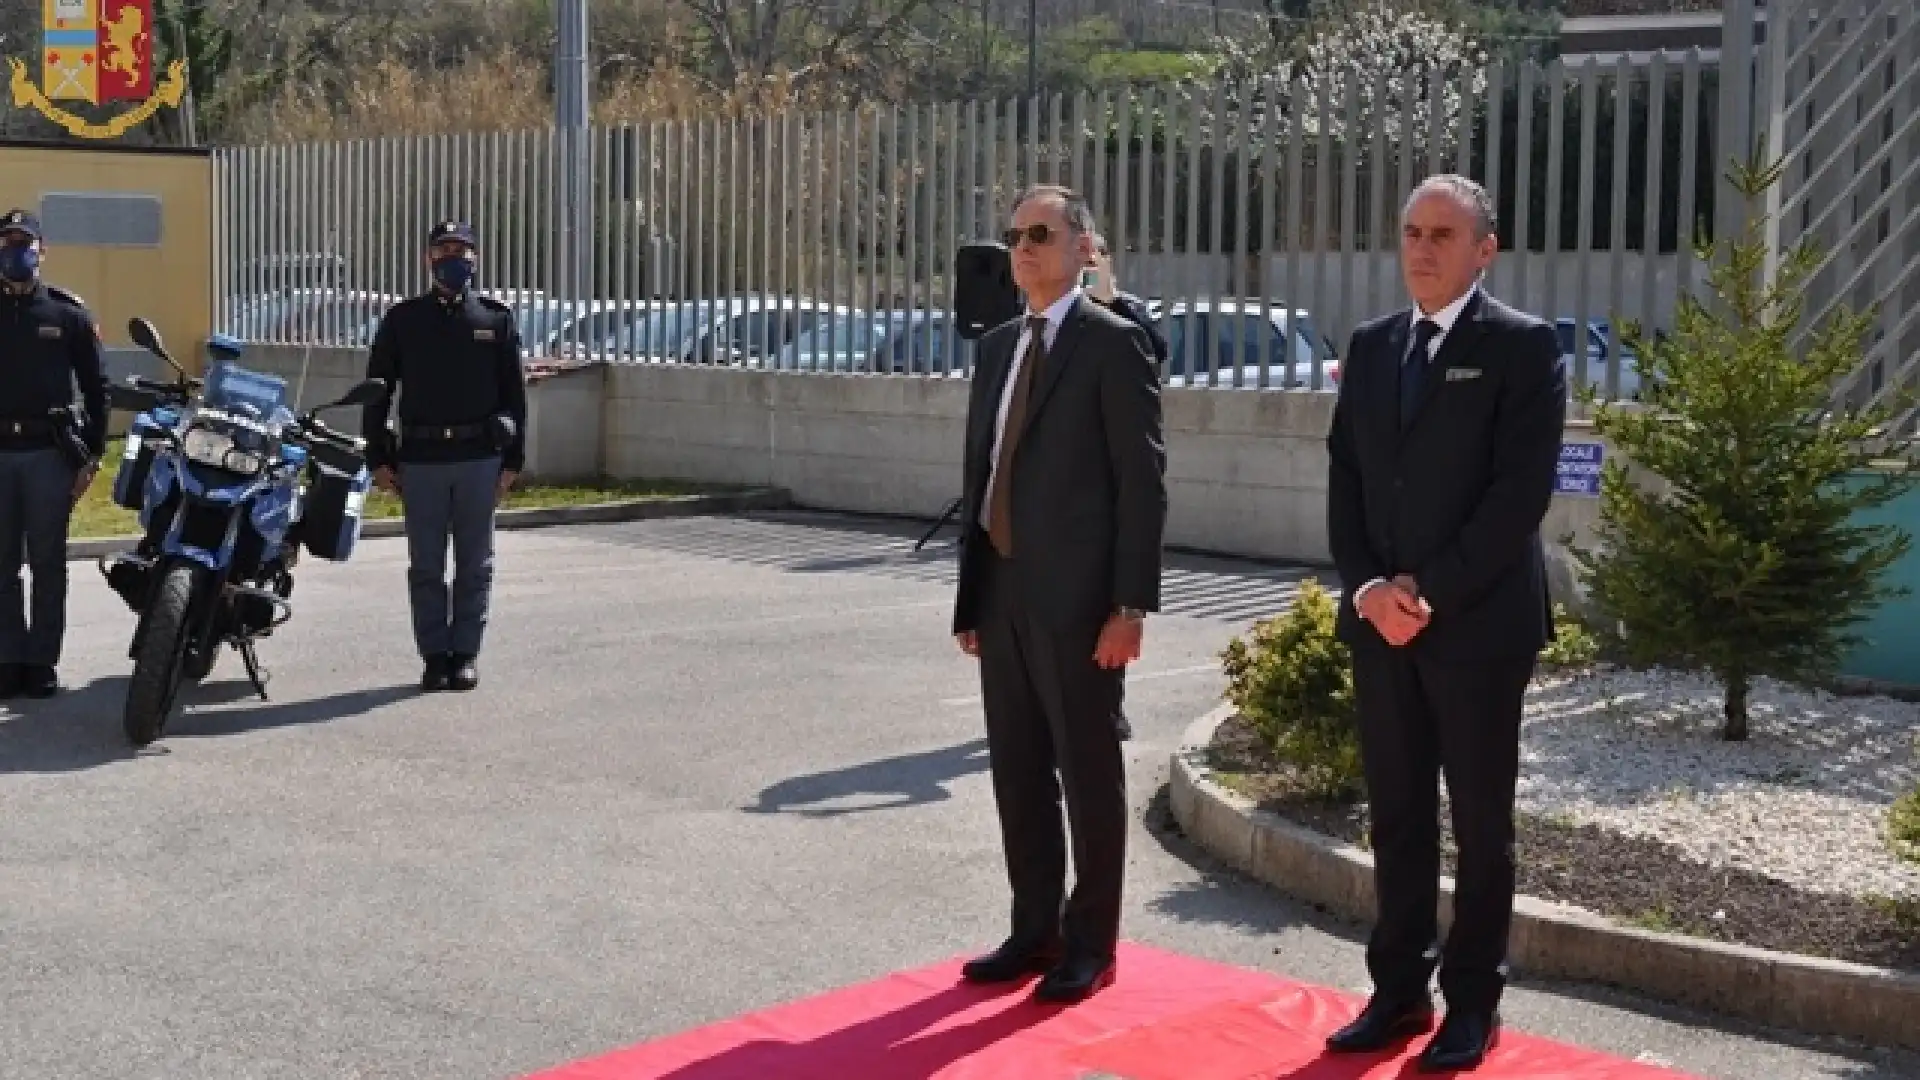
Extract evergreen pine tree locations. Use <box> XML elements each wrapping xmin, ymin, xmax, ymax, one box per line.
<box><xmin>1572</xmin><ymin>146</ymin><xmax>1917</xmax><ymax>741</ymax></box>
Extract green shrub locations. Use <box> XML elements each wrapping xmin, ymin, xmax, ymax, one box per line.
<box><xmin>1539</xmin><ymin>603</ymin><xmax>1602</xmax><ymax>671</ymax></box>
<box><xmin>1890</xmin><ymin>781</ymin><xmax>1920</xmax><ymax>868</ymax></box>
<box><xmin>1219</xmin><ymin>579</ymin><xmax>1364</xmax><ymax>803</ymax></box>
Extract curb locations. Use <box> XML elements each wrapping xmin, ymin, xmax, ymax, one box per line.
<box><xmin>65</xmin><ymin>487</ymin><xmax>792</xmax><ymax>561</ymax></box>
<box><xmin>1169</xmin><ymin>704</ymin><xmax>1920</xmax><ymax>1055</ymax></box>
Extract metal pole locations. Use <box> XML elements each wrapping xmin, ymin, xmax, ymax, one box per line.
<box><xmin>1027</xmin><ymin>0</ymin><xmax>1037</xmax><ymax>99</ymax></box>
<box><xmin>556</xmin><ymin>0</ymin><xmax>591</xmax><ymax>320</ymax></box>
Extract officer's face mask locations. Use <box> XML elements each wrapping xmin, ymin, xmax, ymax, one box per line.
<box><xmin>0</xmin><ymin>242</ymin><xmax>40</xmax><ymax>284</ymax></box>
<box><xmin>431</xmin><ymin>254</ymin><xmax>475</xmax><ymax>294</ymax></box>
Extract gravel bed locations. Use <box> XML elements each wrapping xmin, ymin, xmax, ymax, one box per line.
<box><xmin>1521</xmin><ymin>666</ymin><xmax>1920</xmax><ymax>900</ymax></box>
<box><xmin>1206</xmin><ymin>666</ymin><xmax>1920</xmax><ymax>972</ymax></box>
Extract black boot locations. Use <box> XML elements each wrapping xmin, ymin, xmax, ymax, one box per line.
<box><xmin>21</xmin><ymin>665</ymin><xmax>58</xmax><ymax>698</ymax></box>
<box><xmin>421</xmin><ymin>654</ymin><xmax>450</xmax><ymax>692</ymax></box>
<box><xmin>447</xmin><ymin>653</ymin><xmax>478</xmax><ymax>692</ymax></box>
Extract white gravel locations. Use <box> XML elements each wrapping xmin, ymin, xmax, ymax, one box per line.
<box><xmin>1510</xmin><ymin>665</ymin><xmax>1920</xmax><ymax>900</ymax></box>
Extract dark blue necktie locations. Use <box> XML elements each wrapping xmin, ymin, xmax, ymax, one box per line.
<box><xmin>1400</xmin><ymin>317</ymin><xmax>1441</xmax><ymax>426</ymax></box>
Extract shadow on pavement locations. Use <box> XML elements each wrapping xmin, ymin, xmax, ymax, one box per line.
<box><xmin>0</xmin><ymin>675</ymin><xmax>417</xmax><ymax>774</ymax></box>
<box><xmin>745</xmin><ymin>737</ymin><xmax>991</xmax><ymax>818</ymax></box>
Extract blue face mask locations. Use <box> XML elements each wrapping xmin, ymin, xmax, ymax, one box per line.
<box><xmin>431</xmin><ymin>254</ymin><xmax>474</xmax><ymax>293</ymax></box>
<box><xmin>0</xmin><ymin>244</ymin><xmax>40</xmax><ymax>283</ymax></box>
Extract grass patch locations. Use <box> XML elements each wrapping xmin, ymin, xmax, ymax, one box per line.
<box><xmin>72</xmin><ymin>437</ymin><xmax>721</xmax><ymax>540</ymax></box>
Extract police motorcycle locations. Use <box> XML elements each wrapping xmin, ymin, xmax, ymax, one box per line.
<box><xmin>98</xmin><ymin>318</ymin><xmax>384</xmax><ymax>747</ymax></box>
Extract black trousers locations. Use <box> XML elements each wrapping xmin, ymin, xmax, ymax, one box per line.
<box><xmin>1351</xmin><ymin>643</ymin><xmax>1534</xmax><ymax>1013</ymax></box>
<box><xmin>975</xmin><ymin>541</ymin><xmax>1128</xmax><ymax>959</ymax></box>
<box><xmin>0</xmin><ymin>448</ymin><xmax>75</xmax><ymax>667</ymax></box>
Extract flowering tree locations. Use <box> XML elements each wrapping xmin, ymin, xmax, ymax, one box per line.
<box><xmin>1197</xmin><ymin>3</ymin><xmax>1488</xmax><ymax>160</ymax></box>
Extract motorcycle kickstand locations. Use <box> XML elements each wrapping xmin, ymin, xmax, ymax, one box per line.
<box><xmin>240</xmin><ymin>640</ymin><xmax>271</xmax><ymax>701</ymax></box>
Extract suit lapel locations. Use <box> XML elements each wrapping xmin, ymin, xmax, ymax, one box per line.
<box><xmin>1017</xmin><ymin>295</ymin><xmax>1084</xmax><ymax>441</ymax></box>
<box><xmin>972</xmin><ymin>327</ymin><xmax>1017</xmax><ymax>456</ymax></box>
<box><xmin>1403</xmin><ymin>289</ymin><xmax>1488</xmax><ymax>433</ymax></box>
<box><xmin>1382</xmin><ymin>313</ymin><xmax>1410</xmax><ymax>430</ymax></box>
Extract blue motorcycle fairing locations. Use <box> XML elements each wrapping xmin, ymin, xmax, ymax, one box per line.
<box><xmin>142</xmin><ymin>451</ymin><xmax>298</xmax><ymax>571</ymax></box>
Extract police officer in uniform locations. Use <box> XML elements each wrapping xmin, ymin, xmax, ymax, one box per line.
<box><xmin>362</xmin><ymin>220</ymin><xmax>528</xmax><ymax>693</ymax></box>
<box><xmin>0</xmin><ymin>209</ymin><xmax>106</xmax><ymax>699</ymax></box>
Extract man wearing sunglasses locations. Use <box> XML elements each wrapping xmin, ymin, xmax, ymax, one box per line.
<box><xmin>951</xmin><ymin>184</ymin><xmax>1167</xmax><ymax>1004</ymax></box>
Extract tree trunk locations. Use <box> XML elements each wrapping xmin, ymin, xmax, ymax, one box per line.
<box><xmin>1722</xmin><ymin>672</ymin><xmax>1749</xmax><ymax>741</ymax></box>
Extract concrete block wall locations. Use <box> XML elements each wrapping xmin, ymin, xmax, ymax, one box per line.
<box><xmin>232</xmin><ymin>345</ymin><xmax>1610</xmax><ymax>599</ymax></box>
<box><xmin>602</xmin><ymin>362</ymin><xmax>1609</xmax><ymax>599</ymax></box>
<box><xmin>238</xmin><ymin>345</ymin><xmax>610</xmax><ymax>482</ymax></box>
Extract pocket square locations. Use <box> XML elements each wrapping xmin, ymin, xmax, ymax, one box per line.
<box><xmin>1445</xmin><ymin>367</ymin><xmax>1482</xmax><ymax>381</ymax></box>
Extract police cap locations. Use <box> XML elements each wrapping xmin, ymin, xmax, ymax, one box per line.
<box><xmin>427</xmin><ymin>219</ymin><xmax>476</xmax><ymax>248</ymax></box>
<box><xmin>0</xmin><ymin>208</ymin><xmax>42</xmax><ymax>241</ymax></box>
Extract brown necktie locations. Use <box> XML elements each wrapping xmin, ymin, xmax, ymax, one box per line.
<box><xmin>987</xmin><ymin>316</ymin><xmax>1048</xmax><ymax>557</ymax></box>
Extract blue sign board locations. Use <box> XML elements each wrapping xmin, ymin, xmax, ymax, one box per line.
<box><xmin>1556</xmin><ymin>441</ymin><xmax>1605</xmax><ymax>497</ymax></box>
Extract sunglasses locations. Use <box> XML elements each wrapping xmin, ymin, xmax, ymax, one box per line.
<box><xmin>1002</xmin><ymin>223</ymin><xmax>1061</xmax><ymax>249</ymax></box>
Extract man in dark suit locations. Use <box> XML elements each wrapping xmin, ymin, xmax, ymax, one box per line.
<box><xmin>1322</xmin><ymin>174</ymin><xmax>1567</xmax><ymax>1071</ymax></box>
<box><xmin>952</xmin><ymin>184</ymin><xmax>1167</xmax><ymax>1003</ymax></box>
<box><xmin>1083</xmin><ymin>232</ymin><xmax>1168</xmax><ymax>743</ymax></box>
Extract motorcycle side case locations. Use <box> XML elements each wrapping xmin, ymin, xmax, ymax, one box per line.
<box><xmin>301</xmin><ymin>444</ymin><xmax>372</xmax><ymax>563</ymax></box>
<box><xmin>112</xmin><ymin>408</ymin><xmax>177</xmax><ymax>511</ymax></box>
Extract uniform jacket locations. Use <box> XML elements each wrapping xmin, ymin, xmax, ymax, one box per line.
<box><xmin>362</xmin><ymin>289</ymin><xmax>529</xmax><ymax>472</ymax></box>
<box><xmin>0</xmin><ymin>282</ymin><xmax>107</xmax><ymax>458</ymax></box>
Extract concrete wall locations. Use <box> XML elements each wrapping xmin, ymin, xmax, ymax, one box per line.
<box><xmin>234</xmin><ymin>346</ymin><xmax>1608</xmax><ymax>592</ymax></box>
<box><xmin>599</xmin><ymin>361</ymin><xmax>1607</xmax><ymax>600</ymax></box>
<box><xmin>233</xmin><ymin>345</ymin><xmax>609</xmax><ymax>483</ymax></box>
<box><xmin>232</xmin><ymin>346</ymin><xmax>1920</xmax><ymax>689</ymax></box>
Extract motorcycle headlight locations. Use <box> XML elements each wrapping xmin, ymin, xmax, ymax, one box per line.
<box><xmin>182</xmin><ymin>426</ymin><xmax>264</xmax><ymax>475</ymax></box>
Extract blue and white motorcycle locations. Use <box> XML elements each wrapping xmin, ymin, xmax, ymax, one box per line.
<box><xmin>100</xmin><ymin>318</ymin><xmax>384</xmax><ymax>747</ymax></box>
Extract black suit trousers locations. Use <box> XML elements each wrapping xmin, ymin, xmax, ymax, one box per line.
<box><xmin>1352</xmin><ymin>641</ymin><xmax>1534</xmax><ymax>1012</ymax></box>
<box><xmin>974</xmin><ymin>535</ymin><xmax>1127</xmax><ymax>958</ymax></box>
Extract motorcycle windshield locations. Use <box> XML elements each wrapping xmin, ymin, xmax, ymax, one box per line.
<box><xmin>202</xmin><ymin>360</ymin><xmax>290</xmax><ymax>425</ymax></box>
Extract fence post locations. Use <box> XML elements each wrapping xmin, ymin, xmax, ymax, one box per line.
<box><xmin>1715</xmin><ymin>0</ymin><xmax>1760</xmax><ymax>255</ymax></box>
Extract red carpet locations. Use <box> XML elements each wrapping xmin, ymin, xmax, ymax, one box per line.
<box><xmin>524</xmin><ymin>941</ymin><xmax>1700</xmax><ymax>1080</ymax></box>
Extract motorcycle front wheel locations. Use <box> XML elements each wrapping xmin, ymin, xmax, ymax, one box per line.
<box><xmin>124</xmin><ymin>561</ymin><xmax>199</xmax><ymax>747</ymax></box>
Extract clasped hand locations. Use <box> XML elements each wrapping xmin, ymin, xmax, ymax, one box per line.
<box><xmin>1360</xmin><ymin>573</ymin><xmax>1431</xmax><ymax>647</ymax></box>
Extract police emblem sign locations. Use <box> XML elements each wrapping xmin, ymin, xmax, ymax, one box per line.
<box><xmin>7</xmin><ymin>0</ymin><xmax>187</xmax><ymax>139</ymax></box>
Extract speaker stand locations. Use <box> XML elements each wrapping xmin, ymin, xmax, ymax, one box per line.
<box><xmin>916</xmin><ymin>496</ymin><xmax>965</xmax><ymax>551</ymax></box>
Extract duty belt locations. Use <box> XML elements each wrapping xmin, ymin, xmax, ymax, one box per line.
<box><xmin>402</xmin><ymin>422</ymin><xmax>488</xmax><ymax>441</ymax></box>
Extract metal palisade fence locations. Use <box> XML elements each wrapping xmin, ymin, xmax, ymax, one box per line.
<box><xmin>210</xmin><ymin>24</ymin><xmax>1915</xmax><ymax>408</ymax></box>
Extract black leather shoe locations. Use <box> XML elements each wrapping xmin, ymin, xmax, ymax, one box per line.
<box><xmin>1032</xmin><ymin>952</ymin><xmax>1116</xmax><ymax>1003</ymax></box>
<box><xmin>961</xmin><ymin>938</ymin><xmax>1063</xmax><ymax>984</ymax></box>
<box><xmin>421</xmin><ymin>655</ymin><xmax>450</xmax><ymax>692</ymax></box>
<box><xmin>1326</xmin><ymin>994</ymin><xmax>1436</xmax><ymax>1053</ymax></box>
<box><xmin>1418</xmin><ymin>1010</ymin><xmax>1499</xmax><ymax>1072</ymax></box>
<box><xmin>447</xmin><ymin>654</ymin><xmax>478</xmax><ymax>692</ymax></box>
<box><xmin>0</xmin><ymin>663</ymin><xmax>20</xmax><ymax>699</ymax></box>
<box><xmin>20</xmin><ymin>665</ymin><xmax>58</xmax><ymax>698</ymax></box>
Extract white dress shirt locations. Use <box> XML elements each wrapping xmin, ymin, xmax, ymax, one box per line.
<box><xmin>1351</xmin><ymin>282</ymin><xmax>1480</xmax><ymax>613</ymax></box>
<box><xmin>980</xmin><ymin>287</ymin><xmax>1082</xmax><ymax>532</ymax></box>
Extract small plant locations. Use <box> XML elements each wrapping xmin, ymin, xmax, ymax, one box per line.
<box><xmin>1890</xmin><ymin>785</ymin><xmax>1920</xmax><ymax>868</ymax></box>
<box><xmin>1219</xmin><ymin>579</ymin><xmax>1363</xmax><ymax>803</ymax></box>
<box><xmin>1539</xmin><ymin>603</ymin><xmax>1602</xmax><ymax>671</ymax></box>
<box><xmin>1572</xmin><ymin>143</ymin><xmax>1917</xmax><ymax>741</ymax></box>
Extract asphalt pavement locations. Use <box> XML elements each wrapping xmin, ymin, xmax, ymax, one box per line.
<box><xmin>1</xmin><ymin>511</ymin><xmax>1914</xmax><ymax>1079</ymax></box>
